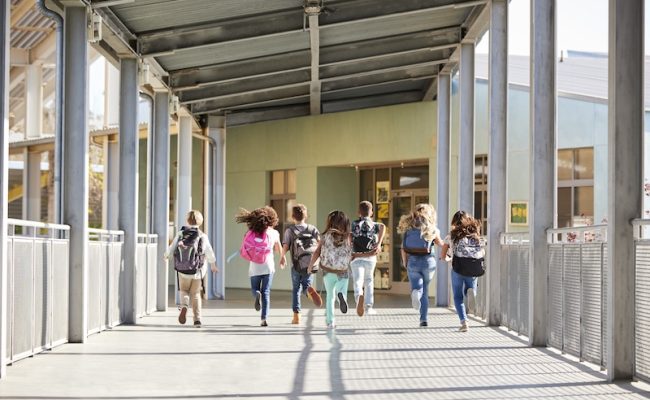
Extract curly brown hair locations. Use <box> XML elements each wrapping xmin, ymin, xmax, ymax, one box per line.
<box><xmin>449</xmin><ymin>210</ymin><xmax>481</xmax><ymax>243</ymax></box>
<box><xmin>235</xmin><ymin>206</ymin><xmax>279</xmax><ymax>234</ymax></box>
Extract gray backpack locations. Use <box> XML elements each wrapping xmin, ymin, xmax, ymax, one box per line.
<box><xmin>290</xmin><ymin>225</ymin><xmax>318</xmax><ymax>273</ymax></box>
<box><xmin>173</xmin><ymin>227</ymin><xmax>205</xmax><ymax>275</ymax></box>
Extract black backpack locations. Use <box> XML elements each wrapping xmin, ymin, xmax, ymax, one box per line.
<box><xmin>352</xmin><ymin>218</ymin><xmax>379</xmax><ymax>253</ymax></box>
<box><xmin>290</xmin><ymin>225</ymin><xmax>319</xmax><ymax>273</ymax></box>
<box><xmin>173</xmin><ymin>227</ymin><xmax>205</xmax><ymax>275</ymax></box>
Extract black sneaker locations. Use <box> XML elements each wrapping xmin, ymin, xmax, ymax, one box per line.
<box><xmin>337</xmin><ymin>292</ymin><xmax>348</xmax><ymax>314</ymax></box>
<box><xmin>254</xmin><ymin>290</ymin><xmax>261</xmax><ymax>311</ymax></box>
<box><xmin>420</xmin><ymin>321</ymin><xmax>428</xmax><ymax>327</ymax></box>
<box><xmin>194</xmin><ymin>320</ymin><xmax>201</xmax><ymax>328</ymax></box>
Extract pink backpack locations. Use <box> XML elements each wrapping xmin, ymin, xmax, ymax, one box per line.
<box><xmin>240</xmin><ymin>230</ymin><xmax>272</xmax><ymax>264</ymax></box>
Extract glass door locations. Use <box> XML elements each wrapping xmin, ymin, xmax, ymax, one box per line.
<box><xmin>390</xmin><ymin>190</ymin><xmax>429</xmax><ymax>293</ymax></box>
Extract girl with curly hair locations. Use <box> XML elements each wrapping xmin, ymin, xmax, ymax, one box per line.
<box><xmin>440</xmin><ymin>210</ymin><xmax>484</xmax><ymax>332</ymax></box>
<box><xmin>236</xmin><ymin>206</ymin><xmax>283</xmax><ymax>327</ymax></box>
<box><xmin>398</xmin><ymin>203</ymin><xmax>444</xmax><ymax>327</ymax></box>
<box><xmin>307</xmin><ymin>210</ymin><xmax>352</xmax><ymax>328</ymax></box>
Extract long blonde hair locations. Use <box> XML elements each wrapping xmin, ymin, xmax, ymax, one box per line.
<box><xmin>397</xmin><ymin>203</ymin><xmax>439</xmax><ymax>242</ymax></box>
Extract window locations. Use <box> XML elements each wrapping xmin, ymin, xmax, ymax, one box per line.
<box><xmin>557</xmin><ymin>148</ymin><xmax>594</xmax><ymax>227</ymax></box>
<box><xmin>269</xmin><ymin>169</ymin><xmax>296</xmax><ymax>235</ymax></box>
<box><xmin>474</xmin><ymin>155</ymin><xmax>488</xmax><ymax>233</ymax></box>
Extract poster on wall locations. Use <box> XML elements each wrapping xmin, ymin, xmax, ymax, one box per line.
<box><xmin>509</xmin><ymin>201</ymin><xmax>528</xmax><ymax>226</ymax></box>
<box><xmin>377</xmin><ymin>203</ymin><xmax>389</xmax><ymax>219</ymax></box>
<box><xmin>376</xmin><ymin>181</ymin><xmax>390</xmax><ymax>203</ymax></box>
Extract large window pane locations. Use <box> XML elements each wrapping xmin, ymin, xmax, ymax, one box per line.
<box><xmin>391</xmin><ymin>166</ymin><xmax>428</xmax><ymax>189</ymax></box>
<box><xmin>574</xmin><ymin>186</ymin><xmax>594</xmax><ymax>225</ymax></box>
<box><xmin>286</xmin><ymin>170</ymin><xmax>296</xmax><ymax>194</ymax></box>
<box><xmin>558</xmin><ymin>149</ymin><xmax>573</xmax><ymax>180</ymax></box>
<box><xmin>272</xmin><ymin>171</ymin><xmax>285</xmax><ymax>195</ymax></box>
<box><xmin>474</xmin><ymin>191</ymin><xmax>483</xmax><ymax>220</ymax></box>
<box><xmin>558</xmin><ymin>187</ymin><xmax>572</xmax><ymax>228</ymax></box>
<box><xmin>575</xmin><ymin>148</ymin><xmax>594</xmax><ymax>180</ymax></box>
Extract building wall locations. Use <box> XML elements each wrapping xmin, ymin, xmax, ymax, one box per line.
<box><xmin>225</xmin><ymin>102</ymin><xmax>439</xmax><ymax>290</ymax></box>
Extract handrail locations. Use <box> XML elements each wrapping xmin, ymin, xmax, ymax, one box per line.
<box><xmin>137</xmin><ymin>233</ymin><xmax>159</xmax><ymax>244</ymax></box>
<box><xmin>7</xmin><ymin>218</ymin><xmax>70</xmax><ymax>231</ymax></box>
<box><xmin>88</xmin><ymin>228</ymin><xmax>125</xmax><ymax>236</ymax></box>
<box><xmin>500</xmin><ymin>232</ymin><xmax>529</xmax><ymax>245</ymax></box>
<box><xmin>547</xmin><ymin>224</ymin><xmax>607</xmax><ymax>244</ymax></box>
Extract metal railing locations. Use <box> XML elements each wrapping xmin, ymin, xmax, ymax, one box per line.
<box><xmin>547</xmin><ymin>224</ymin><xmax>608</xmax><ymax>368</ymax></box>
<box><xmin>136</xmin><ymin>234</ymin><xmax>158</xmax><ymax>317</ymax></box>
<box><xmin>6</xmin><ymin>219</ymin><xmax>70</xmax><ymax>364</ymax></box>
<box><xmin>87</xmin><ymin>229</ymin><xmax>124</xmax><ymax>333</ymax></box>
<box><xmin>499</xmin><ymin>232</ymin><xmax>530</xmax><ymax>336</ymax></box>
<box><xmin>633</xmin><ymin>219</ymin><xmax>650</xmax><ymax>381</ymax></box>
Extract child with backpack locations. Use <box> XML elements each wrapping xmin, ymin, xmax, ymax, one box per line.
<box><xmin>440</xmin><ymin>210</ymin><xmax>485</xmax><ymax>332</ymax></box>
<box><xmin>307</xmin><ymin>210</ymin><xmax>352</xmax><ymax>329</ymax></box>
<box><xmin>397</xmin><ymin>203</ymin><xmax>443</xmax><ymax>327</ymax></box>
<box><xmin>350</xmin><ymin>201</ymin><xmax>386</xmax><ymax>317</ymax></box>
<box><xmin>164</xmin><ymin>210</ymin><xmax>218</xmax><ymax>328</ymax></box>
<box><xmin>236</xmin><ymin>206</ymin><xmax>283</xmax><ymax>327</ymax></box>
<box><xmin>279</xmin><ymin>204</ymin><xmax>323</xmax><ymax>324</ymax></box>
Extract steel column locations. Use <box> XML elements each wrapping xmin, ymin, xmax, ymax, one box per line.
<box><xmin>607</xmin><ymin>0</ymin><xmax>644</xmax><ymax>381</ymax></box>
<box><xmin>0</xmin><ymin>0</ymin><xmax>10</xmax><ymax>378</ymax></box>
<box><xmin>529</xmin><ymin>0</ymin><xmax>556</xmax><ymax>347</ymax></box>
<box><xmin>208</xmin><ymin>116</ymin><xmax>226</xmax><ymax>300</ymax></box>
<box><xmin>436</xmin><ymin>73</ymin><xmax>451</xmax><ymax>307</ymax></box>
<box><xmin>487</xmin><ymin>0</ymin><xmax>508</xmax><ymax>326</ymax></box>
<box><xmin>118</xmin><ymin>58</ymin><xmax>139</xmax><ymax>324</ymax></box>
<box><xmin>25</xmin><ymin>63</ymin><xmax>43</xmax><ymax>139</ymax></box>
<box><xmin>102</xmin><ymin>137</ymin><xmax>119</xmax><ymax>230</ymax></box>
<box><xmin>153</xmin><ymin>91</ymin><xmax>170</xmax><ymax>311</ymax></box>
<box><xmin>458</xmin><ymin>42</ymin><xmax>475</xmax><ymax>213</ymax></box>
<box><xmin>24</xmin><ymin>150</ymin><xmax>41</xmax><ymax>221</ymax></box>
<box><xmin>63</xmin><ymin>5</ymin><xmax>89</xmax><ymax>342</ymax></box>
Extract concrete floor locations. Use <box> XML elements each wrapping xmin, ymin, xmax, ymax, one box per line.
<box><xmin>0</xmin><ymin>290</ymin><xmax>649</xmax><ymax>399</ymax></box>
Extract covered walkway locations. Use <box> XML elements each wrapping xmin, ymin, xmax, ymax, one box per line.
<box><xmin>0</xmin><ymin>292</ymin><xmax>648</xmax><ymax>399</ymax></box>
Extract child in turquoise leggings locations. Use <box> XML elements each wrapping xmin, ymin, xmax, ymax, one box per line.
<box><xmin>308</xmin><ymin>210</ymin><xmax>352</xmax><ymax>328</ymax></box>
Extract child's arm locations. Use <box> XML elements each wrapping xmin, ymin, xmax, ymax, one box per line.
<box><xmin>440</xmin><ymin>243</ymin><xmax>450</xmax><ymax>261</ymax></box>
<box><xmin>163</xmin><ymin>233</ymin><xmax>180</xmax><ymax>261</ymax></box>
<box><xmin>280</xmin><ymin>243</ymin><xmax>290</xmax><ymax>269</ymax></box>
<box><xmin>202</xmin><ymin>237</ymin><xmax>219</xmax><ymax>273</ymax></box>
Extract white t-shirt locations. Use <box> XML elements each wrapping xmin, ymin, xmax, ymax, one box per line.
<box><xmin>248</xmin><ymin>228</ymin><xmax>281</xmax><ymax>277</ymax></box>
<box><xmin>165</xmin><ymin>227</ymin><xmax>216</xmax><ymax>279</ymax></box>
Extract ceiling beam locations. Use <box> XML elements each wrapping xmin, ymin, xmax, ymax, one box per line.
<box><xmin>322</xmin><ymin>91</ymin><xmax>424</xmax><ymax>114</ymax></box>
<box><xmin>9</xmin><ymin>30</ymin><xmax>56</xmax><ymax>91</ymax></box>
<box><xmin>138</xmin><ymin>0</ymin><xmax>485</xmax><ymax>57</ymax></box>
<box><xmin>226</xmin><ymin>104</ymin><xmax>310</xmax><ymax>127</ymax></box>
<box><xmin>309</xmin><ymin>14</ymin><xmax>321</xmax><ymax>115</ymax></box>
<box><xmin>183</xmin><ymin>59</ymin><xmax>445</xmax><ymax>107</ymax></box>
<box><xmin>11</xmin><ymin>0</ymin><xmax>34</xmax><ymax>27</ymax></box>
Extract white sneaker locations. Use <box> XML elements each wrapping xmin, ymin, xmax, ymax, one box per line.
<box><xmin>411</xmin><ymin>290</ymin><xmax>421</xmax><ymax>312</ymax></box>
<box><xmin>459</xmin><ymin>321</ymin><xmax>469</xmax><ymax>332</ymax></box>
<box><xmin>466</xmin><ymin>288</ymin><xmax>476</xmax><ymax>316</ymax></box>
<box><xmin>365</xmin><ymin>306</ymin><xmax>377</xmax><ymax>315</ymax></box>
<box><xmin>327</xmin><ymin>322</ymin><xmax>336</xmax><ymax>329</ymax></box>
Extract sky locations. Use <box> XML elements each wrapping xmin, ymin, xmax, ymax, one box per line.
<box><xmin>477</xmin><ymin>0</ymin><xmax>650</xmax><ymax>56</ymax></box>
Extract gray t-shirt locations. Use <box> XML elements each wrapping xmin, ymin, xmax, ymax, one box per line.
<box><xmin>283</xmin><ymin>223</ymin><xmax>321</xmax><ymax>260</ymax></box>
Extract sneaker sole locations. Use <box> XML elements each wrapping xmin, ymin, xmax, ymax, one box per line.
<box><xmin>337</xmin><ymin>292</ymin><xmax>348</xmax><ymax>314</ymax></box>
<box><xmin>356</xmin><ymin>295</ymin><xmax>365</xmax><ymax>317</ymax></box>
<box><xmin>178</xmin><ymin>307</ymin><xmax>187</xmax><ymax>325</ymax></box>
<box><xmin>307</xmin><ymin>287</ymin><xmax>323</xmax><ymax>308</ymax></box>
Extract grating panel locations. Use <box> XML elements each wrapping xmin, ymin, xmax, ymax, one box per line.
<box><xmin>636</xmin><ymin>242</ymin><xmax>650</xmax><ymax>381</ymax></box>
<box><xmin>33</xmin><ymin>240</ymin><xmax>50</xmax><ymax>351</ymax></box>
<box><xmin>52</xmin><ymin>241</ymin><xmax>69</xmax><ymax>345</ymax></box>
<box><xmin>548</xmin><ymin>244</ymin><xmax>564</xmax><ymax>350</ymax></box>
<box><xmin>12</xmin><ymin>240</ymin><xmax>34</xmax><ymax>360</ymax></box>
<box><xmin>500</xmin><ymin>245</ymin><xmax>509</xmax><ymax>326</ymax></box>
<box><xmin>519</xmin><ymin>245</ymin><xmax>530</xmax><ymax>336</ymax></box>
<box><xmin>563</xmin><ymin>245</ymin><xmax>581</xmax><ymax>357</ymax></box>
<box><xmin>6</xmin><ymin>240</ymin><xmax>12</xmax><ymax>361</ymax></box>
<box><xmin>101</xmin><ymin>243</ymin><xmax>110</xmax><ymax>328</ymax></box>
<box><xmin>507</xmin><ymin>246</ymin><xmax>519</xmax><ymax>332</ymax></box>
<box><xmin>147</xmin><ymin>244</ymin><xmax>157</xmax><ymax>314</ymax></box>
<box><xmin>87</xmin><ymin>243</ymin><xmax>102</xmax><ymax>333</ymax></box>
<box><xmin>581</xmin><ymin>243</ymin><xmax>603</xmax><ymax>365</ymax></box>
<box><xmin>136</xmin><ymin>244</ymin><xmax>147</xmax><ymax>318</ymax></box>
<box><xmin>111</xmin><ymin>243</ymin><xmax>124</xmax><ymax>325</ymax></box>
<box><xmin>602</xmin><ymin>244</ymin><xmax>608</xmax><ymax>369</ymax></box>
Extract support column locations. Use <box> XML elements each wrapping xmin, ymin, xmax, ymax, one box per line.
<box><xmin>63</xmin><ymin>5</ymin><xmax>89</xmax><ymax>342</ymax></box>
<box><xmin>529</xmin><ymin>0</ymin><xmax>556</xmax><ymax>346</ymax></box>
<box><xmin>208</xmin><ymin>116</ymin><xmax>226</xmax><ymax>300</ymax></box>
<box><xmin>174</xmin><ymin>115</ymin><xmax>192</xmax><ymax>304</ymax></box>
<box><xmin>0</xmin><ymin>0</ymin><xmax>10</xmax><ymax>378</ymax></box>
<box><xmin>436</xmin><ymin>73</ymin><xmax>451</xmax><ymax>307</ymax></box>
<box><xmin>25</xmin><ymin>63</ymin><xmax>43</xmax><ymax>139</ymax></box>
<box><xmin>118</xmin><ymin>58</ymin><xmax>139</xmax><ymax>324</ymax></box>
<box><xmin>487</xmin><ymin>0</ymin><xmax>508</xmax><ymax>326</ymax></box>
<box><xmin>24</xmin><ymin>150</ymin><xmax>41</xmax><ymax>221</ymax></box>
<box><xmin>458</xmin><ymin>42</ymin><xmax>475</xmax><ymax>213</ymax></box>
<box><xmin>607</xmin><ymin>0</ymin><xmax>643</xmax><ymax>381</ymax></box>
<box><xmin>102</xmin><ymin>137</ymin><xmax>119</xmax><ymax>230</ymax></box>
<box><xmin>153</xmin><ymin>91</ymin><xmax>169</xmax><ymax>311</ymax></box>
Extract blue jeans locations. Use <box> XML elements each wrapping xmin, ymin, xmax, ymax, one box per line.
<box><xmin>350</xmin><ymin>258</ymin><xmax>376</xmax><ymax>307</ymax></box>
<box><xmin>291</xmin><ymin>269</ymin><xmax>314</xmax><ymax>313</ymax></box>
<box><xmin>407</xmin><ymin>257</ymin><xmax>436</xmax><ymax>322</ymax></box>
<box><xmin>250</xmin><ymin>273</ymin><xmax>273</xmax><ymax>320</ymax></box>
<box><xmin>451</xmin><ymin>270</ymin><xmax>478</xmax><ymax>322</ymax></box>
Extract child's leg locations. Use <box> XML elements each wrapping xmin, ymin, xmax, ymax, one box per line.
<box><xmin>350</xmin><ymin>260</ymin><xmax>364</xmax><ymax>306</ymax></box>
<box><xmin>323</xmin><ymin>273</ymin><xmax>337</xmax><ymax>325</ymax></box>
<box><xmin>189</xmin><ymin>278</ymin><xmax>202</xmax><ymax>322</ymax></box>
<box><xmin>451</xmin><ymin>270</ymin><xmax>467</xmax><ymax>322</ymax></box>
<box><xmin>334</xmin><ymin>275</ymin><xmax>350</xmax><ymax>306</ymax></box>
<box><xmin>260</xmin><ymin>274</ymin><xmax>273</xmax><ymax>320</ymax></box>
<box><xmin>250</xmin><ymin>275</ymin><xmax>262</xmax><ymax>297</ymax></box>
<box><xmin>178</xmin><ymin>274</ymin><xmax>191</xmax><ymax>308</ymax></box>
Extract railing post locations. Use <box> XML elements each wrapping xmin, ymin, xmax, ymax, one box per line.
<box><xmin>0</xmin><ymin>0</ymin><xmax>9</xmax><ymax>378</ymax></box>
<box><xmin>153</xmin><ymin>91</ymin><xmax>170</xmax><ymax>311</ymax></box>
<box><xmin>436</xmin><ymin>73</ymin><xmax>451</xmax><ymax>307</ymax></box>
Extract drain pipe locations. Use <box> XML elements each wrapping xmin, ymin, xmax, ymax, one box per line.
<box><xmin>36</xmin><ymin>0</ymin><xmax>64</xmax><ymax>224</ymax></box>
